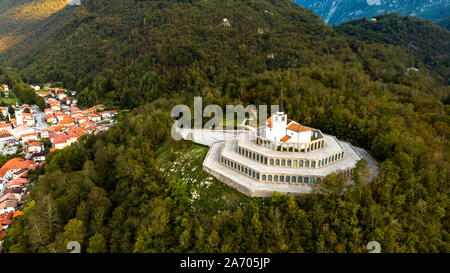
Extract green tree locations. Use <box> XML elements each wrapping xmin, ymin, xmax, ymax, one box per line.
<box><xmin>87</xmin><ymin>233</ymin><xmax>107</xmax><ymax>253</ymax></box>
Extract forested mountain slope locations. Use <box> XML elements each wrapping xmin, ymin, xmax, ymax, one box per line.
<box><xmin>0</xmin><ymin>0</ymin><xmax>448</xmax><ymax>253</ymax></box>
<box><xmin>0</xmin><ymin>0</ymin><xmax>69</xmax><ymax>52</ymax></box>
<box><xmin>0</xmin><ymin>0</ymin><xmax>447</xmax><ymax>107</ymax></box>
<box><xmin>336</xmin><ymin>13</ymin><xmax>450</xmax><ymax>86</ymax></box>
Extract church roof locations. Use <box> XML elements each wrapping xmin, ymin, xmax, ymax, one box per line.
<box><xmin>287</xmin><ymin>122</ymin><xmax>312</xmax><ymax>133</ymax></box>
<box><xmin>280</xmin><ymin>135</ymin><xmax>291</xmax><ymax>142</ymax></box>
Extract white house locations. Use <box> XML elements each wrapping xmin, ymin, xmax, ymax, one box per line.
<box><xmin>30</xmin><ymin>85</ymin><xmax>41</xmax><ymax>91</ymax></box>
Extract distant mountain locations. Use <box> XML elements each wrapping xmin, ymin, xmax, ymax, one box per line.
<box><xmin>293</xmin><ymin>0</ymin><xmax>450</xmax><ymax>27</ymax></box>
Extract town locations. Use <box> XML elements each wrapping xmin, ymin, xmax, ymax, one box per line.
<box><xmin>0</xmin><ymin>83</ymin><xmax>117</xmax><ymax>243</ymax></box>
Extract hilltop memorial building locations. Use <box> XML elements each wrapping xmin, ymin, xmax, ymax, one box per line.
<box><xmin>179</xmin><ymin>96</ymin><xmax>377</xmax><ymax>197</ymax></box>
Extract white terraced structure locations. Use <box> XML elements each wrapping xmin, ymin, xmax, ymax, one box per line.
<box><xmin>179</xmin><ymin>96</ymin><xmax>378</xmax><ymax>197</ymax></box>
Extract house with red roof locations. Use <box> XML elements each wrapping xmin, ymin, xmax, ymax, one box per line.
<box><xmin>48</xmin><ymin>101</ymin><xmax>61</xmax><ymax>111</ymax></box>
<box><xmin>22</xmin><ymin>113</ymin><xmax>35</xmax><ymax>126</ymax></box>
<box><xmin>0</xmin><ymin>123</ymin><xmax>12</xmax><ymax>133</ymax></box>
<box><xmin>0</xmin><ymin>132</ymin><xmax>14</xmax><ymax>143</ymax></box>
<box><xmin>57</xmin><ymin>93</ymin><xmax>67</xmax><ymax>100</ymax></box>
<box><xmin>25</xmin><ymin>142</ymin><xmax>43</xmax><ymax>153</ymax></box>
<box><xmin>88</xmin><ymin>113</ymin><xmax>101</xmax><ymax>122</ymax></box>
<box><xmin>0</xmin><ymin>198</ymin><xmax>18</xmax><ymax>214</ymax></box>
<box><xmin>53</xmin><ymin>134</ymin><xmax>70</xmax><ymax>149</ymax></box>
<box><xmin>21</xmin><ymin>132</ymin><xmax>37</xmax><ymax>142</ymax></box>
<box><xmin>49</xmin><ymin>88</ymin><xmax>66</xmax><ymax>93</ymax></box>
<box><xmin>0</xmin><ymin>192</ymin><xmax>21</xmax><ymax>204</ymax></box>
<box><xmin>20</xmin><ymin>105</ymin><xmax>34</xmax><ymax>114</ymax></box>
<box><xmin>0</xmin><ymin>212</ymin><xmax>13</xmax><ymax>229</ymax></box>
<box><xmin>0</xmin><ymin>158</ymin><xmax>37</xmax><ymax>180</ymax></box>
<box><xmin>0</xmin><ymin>200</ymin><xmax>18</xmax><ymax>215</ymax></box>
<box><xmin>80</xmin><ymin>121</ymin><xmax>96</xmax><ymax>132</ymax></box>
<box><xmin>12</xmin><ymin>210</ymin><xmax>22</xmax><ymax>218</ymax></box>
<box><xmin>60</xmin><ymin>116</ymin><xmax>75</xmax><ymax>126</ymax></box>
<box><xmin>45</xmin><ymin>114</ymin><xmax>57</xmax><ymax>124</ymax></box>
<box><xmin>0</xmin><ymin>107</ymin><xmax>8</xmax><ymax>118</ymax></box>
<box><xmin>5</xmin><ymin>178</ymin><xmax>27</xmax><ymax>189</ymax></box>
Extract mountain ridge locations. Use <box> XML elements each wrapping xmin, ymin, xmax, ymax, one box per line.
<box><xmin>293</xmin><ymin>0</ymin><xmax>450</xmax><ymax>28</ymax></box>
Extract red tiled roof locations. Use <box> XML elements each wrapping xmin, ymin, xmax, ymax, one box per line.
<box><xmin>0</xmin><ymin>158</ymin><xmax>37</xmax><ymax>177</ymax></box>
<box><xmin>286</xmin><ymin>122</ymin><xmax>311</xmax><ymax>133</ymax></box>
<box><xmin>280</xmin><ymin>135</ymin><xmax>291</xmax><ymax>142</ymax></box>
<box><xmin>266</xmin><ymin>116</ymin><xmax>272</xmax><ymax>128</ymax></box>
<box><xmin>54</xmin><ymin>134</ymin><xmax>69</xmax><ymax>144</ymax></box>
<box><xmin>0</xmin><ymin>132</ymin><xmax>12</xmax><ymax>138</ymax></box>
<box><xmin>21</xmin><ymin>132</ymin><xmax>37</xmax><ymax>138</ymax></box>
<box><xmin>45</xmin><ymin>114</ymin><xmax>56</xmax><ymax>120</ymax></box>
<box><xmin>6</xmin><ymin>178</ymin><xmax>27</xmax><ymax>188</ymax></box>
<box><xmin>12</xmin><ymin>210</ymin><xmax>22</xmax><ymax>218</ymax></box>
<box><xmin>0</xmin><ymin>214</ymin><xmax>12</xmax><ymax>225</ymax></box>
<box><xmin>0</xmin><ymin>123</ymin><xmax>12</xmax><ymax>129</ymax></box>
<box><xmin>60</xmin><ymin>117</ymin><xmax>74</xmax><ymax>125</ymax></box>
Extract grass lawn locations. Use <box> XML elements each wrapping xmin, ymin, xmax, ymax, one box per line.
<box><xmin>0</xmin><ymin>97</ymin><xmax>17</xmax><ymax>105</ymax></box>
<box><xmin>156</xmin><ymin>141</ymin><xmax>266</xmax><ymax>217</ymax></box>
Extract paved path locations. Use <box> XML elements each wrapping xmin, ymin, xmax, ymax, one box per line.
<box><xmin>33</xmin><ymin>104</ymin><xmax>48</xmax><ymax>130</ymax></box>
<box><xmin>176</xmin><ymin>128</ymin><xmax>242</xmax><ymax>146</ymax></box>
<box><xmin>353</xmin><ymin>146</ymin><xmax>379</xmax><ymax>180</ymax></box>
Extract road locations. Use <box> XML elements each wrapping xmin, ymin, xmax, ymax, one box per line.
<box><xmin>32</xmin><ymin>104</ymin><xmax>48</xmax><ymax>130</ymax></box>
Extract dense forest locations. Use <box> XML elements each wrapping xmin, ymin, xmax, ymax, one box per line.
<box><xmin>337</xmin><ymin>13</ymin><xmax>450</xmax><ymax>86</ymax></box>
<box><xmin>0</xmin><ymin>0</ymin><xmax>448</xmax><ymax>253</ymax></box>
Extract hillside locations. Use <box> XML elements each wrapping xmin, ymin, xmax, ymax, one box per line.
<box><xmin>293</xmin><ymin>0</ymin><xmax>450</xmax><ymax>26</ymax></box>
<box><xmin>0</xmin><ymin>0</ymin><xmax>342</xmax><ymax>107</ymax></box>
<box><xmin>0</xmin><ymin>0</ymin><xmax>448</xmax><ymax>253</ymax></box>
<box><xmin>0</xmin><ymin>0</ymin><xmax>69</xmax><ymax>52</ymax></box>
<box><xmin>336</xmin><ymin>13</ymin><xmax>450</xmax><ymax>86</ymax></box>
<box><xmin>0</xmin><ymin>0</ymin><xmax>447</xmax><ymax>107</ymax></box>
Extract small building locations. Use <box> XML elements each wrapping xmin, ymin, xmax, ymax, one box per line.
<box><xmin>0</xmin><ymin>132</ymin><xmax>14</xmax><ymax>143</ymax></box>
<box><xmin>53</xmin><ymin>134</ymin><xmax>70</xmax><ymax>150</ymax></box>
<box><xmin>0</xmin><ymin>123</ymin><xmax>12</xmax><ymax>133</ymax></box>
<box><xmin>0</xmin><ymin>107</ymin><xmax>8</xmax><ymax>118</ymax></box>
<box><xmin>88</xmin><ymin>113</ymin><xmax>101</xmax><ymax>122</ymax></box>
<box><xmin>45</xmin><ymin>114</ymin><xmax>57</xmax><ymax>124</ymax></box>
<box><xmin>21</xmin><ymin>132</ymin><xmax>38</xmax><ymax>142</ymax></box>
<box><xmin>31</xmin><ymin>85</ymin><xmax>41</xmax><ymax>91</ymax></box>
<box><xmin>30</xmin><ymin>151</ymin><xmax>48</xmax><ymax>162</ymax></box>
